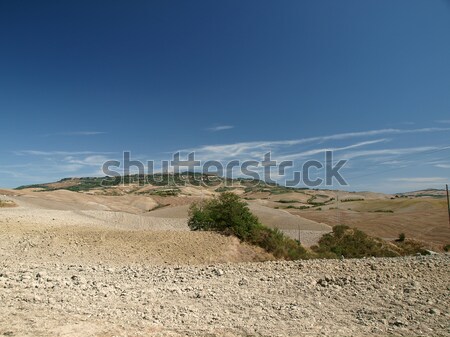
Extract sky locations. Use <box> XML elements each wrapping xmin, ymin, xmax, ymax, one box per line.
<box><xmin>0</xmin><ymin>0</ymin><xmax>449</xmax><ymax>193</ymax></box>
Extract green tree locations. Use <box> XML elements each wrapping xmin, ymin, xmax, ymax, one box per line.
<box><xmin>188</xmin><ymin>192</ymin><xmax>308</xmax><ymax>260</ymax></box>
<box><xmin>188</xmin><ymin>192</ymin><xmax>259</xmax><ymax>239</ymax></box>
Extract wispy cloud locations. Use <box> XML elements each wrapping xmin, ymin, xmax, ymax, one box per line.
<box><xmin>183</xmin><ymin>127</ymin><xmax>450</xmax><ymax>160</ymax></box>
<box><xmin>14</xmin><ymin>150</ymin><xmax>112</xmax><ymax>156</ymax></box>
<box><xmin>6</xmin><ymin>150</ymin><xmax>117</xmax><ymax>185</ymax></box>
<box><xmin>339</xmin><ymin>146</ymin><xmax>440</xmax><ymax>160</ymax></box>
<box><xmin>44</xmin><ymin>131</ymin><xmax>106</xmax><ymax>137</ymax></box>
<box><xmin>279</xmin><ymin>139</ymin><xmax>389</xmax><ymax>160</ymax></box>
<box><xmin>64</xmin><ymin>155</ymin><xmax>110</xmax><ymax>166</ymax></box>
<box><xmin>435</xmin><ymin>164</ymin><xmax>450</xmax><ymax>169</ymax></box>
<box><xmin>436</xmin><ymin>120</ymin><xmax>450</xmax><ymax>124</ymax></box>
<box><xmin>388</xmin><ymin>177</ymin><xmax>448</xmax><ymax>183</ymax></box>
<box><xmin>207</xmin><ymin>125</ymin><xmax>234</xmax><ymax>132</ymax></box>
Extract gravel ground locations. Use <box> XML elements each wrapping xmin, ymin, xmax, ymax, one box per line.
<box><xmin>1</xmin><ymin>255</ymin><xmax>448</xmax><ymax>337</ymax></box>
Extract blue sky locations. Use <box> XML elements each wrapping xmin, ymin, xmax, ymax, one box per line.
<box><xmin>0</xmin><ymin>0</ymin><xmax>449</xmax><ymax>192</ymax></box>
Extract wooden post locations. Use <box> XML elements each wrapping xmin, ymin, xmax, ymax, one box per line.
<box><xmin>446</xmin><ymin>184</ymin><xmax>450</xmax><ymax>226</ymax></box>
<box><xmin>336</xmin><ymin>192</ymin><xmax>340</xmax><ymax>225</ymax></box>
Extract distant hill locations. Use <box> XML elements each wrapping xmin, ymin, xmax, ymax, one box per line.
<box><xmin>14</xmin><ymin>173</ymin><xmax>306</xmax><ymax>195</ymax></box>
<box><xmin>396</xmin><ymin>189</ymin><xmax>447</xmax><ymax>199</ymax></box>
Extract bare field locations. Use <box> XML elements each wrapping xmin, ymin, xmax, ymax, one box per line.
<box><xmin>0</xmin><ymin>192</ymin><xmax>271</xmax><ymax>266</ymax></box>
<box><xmin>1</xmin><ymin>187</ymin><xmax>450</xmax><ymax>336</ymax></box>
<box><xmin>290</xmin><ymin>198</ymin><xmax>450</xmax><ymax>249</ymax></box>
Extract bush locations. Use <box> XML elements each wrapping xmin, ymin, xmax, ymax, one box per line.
<box><xmin>312</xmin><ymin>225</ymin><xmax>428</xmax><ymax>258</ymax></box>
<box><xmin>188</xmin><ymin>192</ymin><xmax>308</xmax><ymax>260</ymax></box>
<box><xmin>397</xmin><ymin>232</ymin><xmax>406</xmax><ymax>242</ymax></box>
<box><xmin>312</xmin><ymin>225</ymin><xmax>398</xmax><ymax>258</ymax></box>
<box><xmin>188</xmin><ymin>192</ymin><xmax>259</xmax><ymax>239</ymax></box>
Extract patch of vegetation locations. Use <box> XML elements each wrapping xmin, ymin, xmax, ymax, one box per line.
<box><xmin>311</xmin><ymin>225</ymin><xmax>428</xmax><ymax>258</ymax></box>
<box><xmin>285</xmin><ymin>205</ymin><xmax>310</xmax><ymax>210</ymax></box>
<box><xmin>397</xmin><ymin>233</ymin><xmax>406</xmax><ymax>242</ymax></box>
<box><xmin>311</xmin><ymin>225</ymin><xmax>396</xmax><ymax>258</ymax></box>
<box><xmin>372</xmin><ymin>209</ymin><xmax>394</xmax><ymax>213</ymax></box>
<box><xmin>393</xmin><ymin>240</ymin><xmax>429</xmax><ymax>256</ymax></box>
<box><xmin>242</xmin><ymin>182</ymin><xmax>308</xmax><ymax>195</ymax></box>
<box><xmin>415</xmin><ymin>194</ymin><xmax>446</xmax><ymax>198</ymax></box>
<box><xmin>340</xmin><ymin>198</ymin><xmax>365</xmax><ymax>202</ymax></box>
<box><xmin>15</xmin><ymin>184</ymin><xmax>51</xmax><ymax>190</ymax></box>
<box><xmin>100</xmin><ymin>188</ymin><xmax>124</xmax><ymax>196</ymax></box>
<box><xmin>188</xmin><ymin>192</ymin><xmax>308</xmax><ymax>260</ymax></box>
<box><xmin>275</xmin><ymin>200</ymin><xmax>298</xmax><ymax>204</ymax></box>
<box><xmin>444</xmin><ymin>244</ymin><xmax>450</xmax><ymax>252</ymax></box>
<box><xmin>147</xmin><ymin>188</ymin><xmax>180</xmax><ymax>197</ymax></box>
<box><xmin>0</xmin><ymin>200</ymin><xmax>16</xmax><ymax>208</ymax></box>
<box><xmin>67</xmin><ymin>177</ymin><xmax>113</xmax><ymax>191</ymax></box>
<box><xmin>15</xmin><ymin>174</ymin><xmax>314</xmax><ymax>195</ymax></box>
<box><xmin>306</xmin><ymin>195</ymin><xmax>326</xmax><ymax>207</ymax></box>
<box><xmin>215</xmin><ymin>186</ymin><xmax>236</xmax><ymax>193</ymax></box>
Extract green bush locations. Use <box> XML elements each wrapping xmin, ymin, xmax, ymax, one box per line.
<box><xmin>188</xmin><ymin>192</ymin><xmax>308</xmax><ymax>260</ymax></box>
<box><xmin>312</xmin><ymin>225</ymin><xmax>428</xmax><ymax>258</ymax></box>
<box><xmin>188</xmin><ymin>192</ymin><xmax>259</xmax><ymax>239</ymax></box>
<box><xmin>397</xmin><ymin>232</ymin><xmax>406</xmax><ymax>242</ymax></box>
<box><xmin>312</xmin><ymin>225</ymin><xmax>398</xmax><ymax>258</ymax></box>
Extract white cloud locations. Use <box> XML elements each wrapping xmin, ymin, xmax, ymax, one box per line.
<box><xmin>207</xmin><ymin>125</ymin><xmax>234</xmax><ymax>132</ymax></box>
<box><xmin>435</xmin><ymin>164</ymin><xmax>450</xmax><ymax>169</ymax></box>
<box><xmin>279</xmin><ymin>139</ymin><xmax>388</xmax><ymax>160</ymax></box>
<box><xmin>46</xmin><ymin>131</ymin><xmax>106</xmax><ymax>136</ymax></box>
<box><xmin>14</xmin><ymin>150</ymin><xmax>112</xmax><ymax>156</ymax></box>
<box><xmin>388</xmin><ymin>177</ymin><xmax>448</xmax><ymax>183</ymax></box>
<box><xmin>64</xmin><ymin>155</ymin><xmax>110</xmax><ymax>166</ymax></box>
<box><xmin>183</xmin><ymin>127</ymin><xmax>450</xmax><ymax>160</ymax></box>
<box><xmin>339</xmin><ymin>146</ymin><xmax>439</xmax><ymax>160</ymax></box>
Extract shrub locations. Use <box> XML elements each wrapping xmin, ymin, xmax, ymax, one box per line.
<box><xmin>312</xmin><ymin>225</ymin><xmax>428</xmax><ymax>258</ymax></box>
<box><xmin>312</xmin><ymin>225</ymin><xmax>398</xmax><ymax>258</ymax></box>
<box><xmin>394</xmin><ymin>240</ymin><xmax>429</xmax><ymax>256</ymax></box>
<box><xmin>188</xmin><ymin>192</ymin><xmax>259</xmax><ymax>238</ymax></box>
<box><xmin>397</xmin><ymin>232</ymin><xmax>406</xmax><ymax>242</ymax></box>
<box><xmin>188</xmin><ymin>192</ymin><xmax>308</xmax><ymax>260</ymax></box>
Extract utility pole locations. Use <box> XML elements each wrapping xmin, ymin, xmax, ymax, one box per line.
<box><xmin>446</xmin><ymin>184</ymin><xmax>450</xmax><ymax>226</ymax></box>
<box><xmin>336</xmin><ymin>192</ymin><xmax>340</xmax><ymax>225</ymax></box>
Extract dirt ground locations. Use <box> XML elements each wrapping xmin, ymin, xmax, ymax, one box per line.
<box><xmin>0</xmin><ymin>254</ymin><xmax>448</xmax><ymax>337</ymax></box>
<box><xmin>1</xmin><ymin>188</ymin><xmax>449</xmax><ymax>336</ymax></box>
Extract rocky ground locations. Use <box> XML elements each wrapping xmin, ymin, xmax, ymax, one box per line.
<box><xmin>1</xmin><ymin>255</ymin><xmax>449</xmax><ymax>337</ymax></box>
<box><xmin>1</xmin><ymin>191</ymin><xmax>449</xmax><ymax>336</ymax></box>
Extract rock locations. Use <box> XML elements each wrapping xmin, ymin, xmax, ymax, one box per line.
<box><xmin>428</xmin><ymin>308</ymin><xmax>441</xmax><ymax>315</ymax></box>
<box><xmin>238</xmin><ymin>278</ymin><xmax>248</xmax><ymax>286</ymax></box>
<box><xmin>213</xmin><ymin>268</ymin><xmax>224</xmax><ymax>276</ymax></box>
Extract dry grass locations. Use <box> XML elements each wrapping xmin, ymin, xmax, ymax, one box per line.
<box><xmin>289</xmin><ymin>198</ymin><xmax>450</xmax><ymax>249</ymax></box>
<box><xmin>0</xmin><ymin>200</ymin><xmax>16</xmax><ymax>208</ymax></box>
